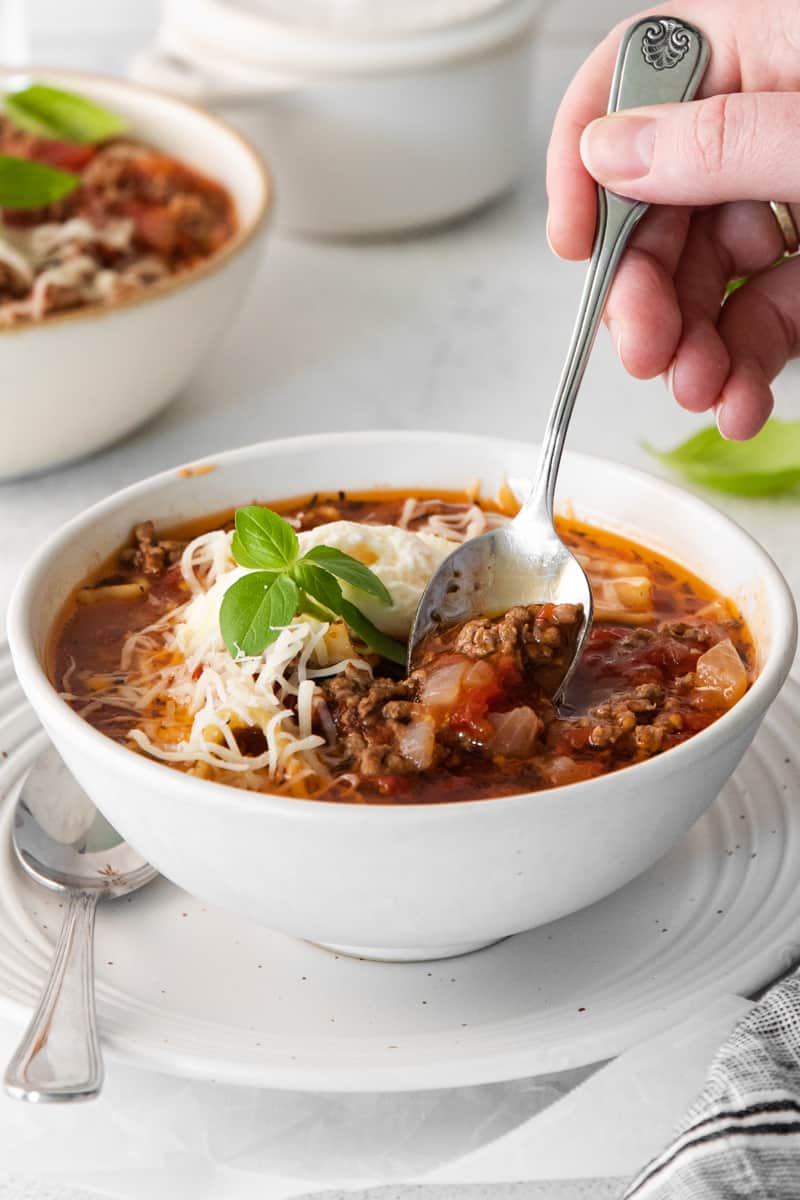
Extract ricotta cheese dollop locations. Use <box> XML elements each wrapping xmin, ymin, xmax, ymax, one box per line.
<box><xmin>297</xmin><ymin>521</ymin><xmax>455</xmax><ymax>638</ymax></box>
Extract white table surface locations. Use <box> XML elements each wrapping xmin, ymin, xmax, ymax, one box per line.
<box><xmin>3</xmin><ymin>4</ymin><xmax>800</xmax><ymax>1198</ymax></box>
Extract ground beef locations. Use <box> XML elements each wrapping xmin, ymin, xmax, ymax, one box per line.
<box><xmin>0</xmin><ymin>254</ymin><xmax>30</xmax><ymax>298</ymax></box>
<box><xmin>81</xmin><ymin>144</ymin><xmax>233</xmax><ymax>263</ymax></box>
<box><xmin>80</xmin><ymin>142</ymin><xmax>142</xmax><ymax>196</ymax></box>
<box><xmin>587</xmin><ymin>682</ymin><xmax>666</xmax><ymax>748</ymax></box>
<box><xmin>658</xmin><ymin>620</ymin><xmax>718</xmax><ymax>643</ymax></box>
<box><xmin>633</xmin><ymin>713</ymin><xmax>684</xmax><ymax>754</ymax></box>
<box><xmin>119</xmin><ymin>521</ymin><xmax>185</xmax><ymax>577</ymax></box>
<box><xmin>321</xmin><ymin>599</ymin><xmax>711</xmax><ymax>788</ymax></box>
<box><xmin>321</xmin><ymin>671</ymin><xmax>432</xmax><ymax>777</ymax></box>
<box><xmin>323</xmin><ymin>603</ymin><xmax>583</xmax><ymax>779</ymax></box>
<box><xmin>164</xmin><ymin>192</ymin><xmax>228</xmax><ymax>253</ymax></box>
<box><xmin>421</xmin><ymin>603</ymin><xmax>583</xmax><ymax>695</ymax></box>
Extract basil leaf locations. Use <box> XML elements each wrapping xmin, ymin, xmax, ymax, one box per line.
<box><xmin>301</xmin><ymin>545</ymin><xmax>392</xmax><ymax>604</ymax></box>
<box><xmin>340</xmin><ymin>600</ymin><xmax>407</xmax><ymax>666</ymax></box>
<box><xmin>232</xmin><ymin>507</ymin><xmax>298</xmax><ymax>570</ymax></box>
<box><xmin>293</xmin><ymin>561</ymin><xmax>343</xmax><ymax>613</ymax></box>
<box><xmin>5</xmin><ymin>84</ymin><xmax>126</xmax><ymax>144</ymax></box>
<box><xmin>220</xmin><ymin>572</ymin><xmax>298</xmax><ymax>658</ymax></box>
<box><xmin>297</xmin><ymin>589</ymin><xmax>337</xmax><ymax>623</ymax></box>
<box><xmin>294</xmin><ymin>562</ymin><xmax>406</xmax><ymax>664</ymax></box>
<box><xmin>644</xmin><ymin>419</ymin><xmax>800</xmax><ymax>496</ymax></box>
<box><xmin>230</xmin><ymin>531</ymin><xmax>286</xmax><ymax>572</ymax></box>
<box><xmin>0</xmin><ymin>154</ymin><xmax>79</xmax><ymax>208</ymax></box>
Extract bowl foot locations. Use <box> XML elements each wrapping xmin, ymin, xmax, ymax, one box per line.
<box><xmin>312</xmin><ymin>937</ymin><xmax>502</xmax><ymax>962</ymax></box>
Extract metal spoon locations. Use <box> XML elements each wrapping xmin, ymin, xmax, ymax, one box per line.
<box><xmin>4</xmin><ymin>746</ymin><xmax>156</xmax><ymax>1103</ymax></box>
<box><xmin>409</xmin><ymin>16</ymin><xmax>709</xmax><ymax>689</ymax></box>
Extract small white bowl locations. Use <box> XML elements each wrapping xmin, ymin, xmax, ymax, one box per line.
<box><xmin>7</xmin><ymin>432</ymin><xmax>797</xmax><ymax>961</ymax></box>
<box><xmin>0</xmin><ymin>67</ymin><xmax>271</xmax><ymax>480</ymax></box>
<box><xmin>131</xmin><ymin>0</ymin><xmax>544</xmax><ymax>236</ymax></box>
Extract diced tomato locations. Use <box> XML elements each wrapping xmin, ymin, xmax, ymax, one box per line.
<box><xmin>622</xmin><ymin>664</ymin><xmax>665</xmax><ymax>687</ymax></box>
<box><xmin>640</xmin><ymin>638</ymin><xmax>699</xmax><ymax>674</ymax></box>
<box><xmin>680</xmin><ymin>710</ymin><xmax>717</xmax><ymax>734</ymax></box>
<box><xmin>127</xmin><ymin>202</ymin><xmax>179</xmax><ymax>253</ymax></box>
<box><xmin>374</xmin><ymin>774</ymin><xmax>412</xmax><ymax>796</ymax></box>
<box><xmin>564</xmin><ymin>725</ymin><xmax>593</xmax><ymax>750</ymax></box>
<box><xmin>30</xmin><ymin>139</ymin><xmax>96</xmax><ymax>171</ymax></box>
<box><xmin>587</xmin><ymin>626</ymin><xmax>630</xmax><ymax>650</ymax></box>
<box><xmin>445</xmin><ymin>655</ymin><xmax>522</xmax><ymax>739</ymax></box>
<box><xmin>447</xmin><ymin>688</ymin><xmax>496</xmax><ymax>739</ymax></box>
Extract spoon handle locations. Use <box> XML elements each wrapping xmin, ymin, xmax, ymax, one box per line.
<box><xmin>4</xmin><ymin>889</ymin><xmax>103</xmax><ymax>1102</ymax></box>
<box><xmin>523</xmin><ymin>16</ymin><xmax>709</xmax><ymax>523</ymax></box>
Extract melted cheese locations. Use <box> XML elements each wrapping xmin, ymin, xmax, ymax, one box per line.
<box><xmin>297</xmin><ymin>521</ymin><xmax>454</xmax><ymax>637</ymax></box>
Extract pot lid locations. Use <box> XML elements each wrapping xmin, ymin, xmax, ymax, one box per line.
<box><xmin>220</xmin><ymin>0</ymin><xmax>522</xmax><ymax>37</ymax></box>
<box><xmin>158</xmin><ymin>0</ymin><xmax>542</xmax><ymax>75</ymax></box>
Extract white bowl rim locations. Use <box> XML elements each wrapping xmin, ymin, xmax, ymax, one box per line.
<box><xmin>7</xmin><ymin>429</ymin><xmax>797</xmax><ymax>825</ymax></box>
<box><xmin>0</xmin><ymin>64</ymin><xmax>272</xmax><ymax>338</ymax></box>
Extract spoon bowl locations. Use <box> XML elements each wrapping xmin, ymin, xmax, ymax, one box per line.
<box><xmin>5</xmin><ymin>746</ymin><xmax>156</xmax><ymax>1103</ymax></box>
<box><xmin>12</xmin><ymin>745</ymin><xmax>155</xmax><ymax>896</ymax></box>
<box><xmin>408</xmin><ymin>516</ymin><xmax>593</xmax><ymax>695</ymax></box>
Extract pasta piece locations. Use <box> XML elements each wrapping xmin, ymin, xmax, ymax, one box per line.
<box><xmin>577</xmin><ymin>552</ymin><xmax>652</xmax><ymax>583</ymax></box>
<box><xmin>319</xmin><ymin>621</ymin><xmax>355</xmax><ymax>665</ymax></box>
<box><xmin>695</xmin><ymin>599</ymin><xmax>731</xmax><ymax>623</ymax></box>
<box><xmin>594</xmin><ymin>577</ymin><xmax>654</xmax><ymax>623</ymax></box>
<box><xmin>496</xmin><ymin>479</ymin><xmax>521</xmax><ymax>517</ymax></box>
<box><xmin>77</xmin><ymin>580</ymin><xmax>148</xmax><ymax>604</ymax></box>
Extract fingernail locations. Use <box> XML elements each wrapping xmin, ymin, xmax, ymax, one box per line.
<box><xmin>607</xmin><ymin>316</ymin><xmax>625</xmax><ymax>365</ymax></box>
<box><xmin>665</xmin><ymin>359</ymin><xmax>676</xmax><ymax>398</ymax></box>
<box><xmin>580</xmin><ymin>115</ymin><xmax>656</xmax><ymax>182</ymax></box>
<box><xmin>715</xmin><ymin>403</ymin><xmax>733</xmax><ymax>440</ymax></box>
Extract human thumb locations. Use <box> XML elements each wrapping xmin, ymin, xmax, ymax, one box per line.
<box><xmin>580</xmin><ymin>94</ymin><xmax>800</xmax><ymax>205</ymax></box>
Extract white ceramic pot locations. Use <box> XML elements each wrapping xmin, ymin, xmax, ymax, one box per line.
<box><xmin>0</xmin><ymin>68</ymin><xmax>271</xmax><ymax>480</ymax></box>
<box><xmin>131</xmin><ymin>0</ymin><xmax>544</xmax><ymax>237</ymax></box>
<box><xmin>8</xmin><ymin>432</ymin><xmax>797</xmax><ymax>961</ymax></box>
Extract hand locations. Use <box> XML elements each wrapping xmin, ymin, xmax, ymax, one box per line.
<box><xmin>546</xmin><ymin>0</ymin><xmax>800</xmax><ymax>439</ymax></box>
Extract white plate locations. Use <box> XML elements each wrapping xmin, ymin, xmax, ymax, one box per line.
<box><xmin>1</xmin><ymin>641</ymin><xmax>798</xmax><ymax>1093</ymax></box>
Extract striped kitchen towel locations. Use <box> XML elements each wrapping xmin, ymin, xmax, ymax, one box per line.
<box><xmin>622</xmin><ymin>970</ymin><xmax>800</xmax><ymax>1198</ymax></box>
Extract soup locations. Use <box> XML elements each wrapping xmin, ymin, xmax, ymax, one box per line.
<box><xmin>0</xmin><ymin>108</ymin><xmax>237</xmax><ymax>326</ymax></box>
<box><xmin>51</xmin><ymin>490</ymin><xmax>753</xmax><ymax>804</ymax></box>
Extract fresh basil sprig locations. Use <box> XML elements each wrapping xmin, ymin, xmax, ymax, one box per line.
<box><xmin>219</xmin><ymin>506</ymin><xmax>406</xmax><ymax>664</ymax></box>
<box><xmin>0</xmin><ymin>154</ymin><xmax>79</xmax><ymax>208</ymax></box>
<box><xmin>5</xmin><ymin>84</ymin><xmax>126</xmax><ymax>144</ymax></box>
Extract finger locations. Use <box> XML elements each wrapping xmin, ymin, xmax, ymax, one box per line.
<box><xmin>580</xmin><ymin>93</ymin><xmax>800</xmax><ymax>206</ymax></box>
<box><xmin>546</xmin><ymin>1</ymin><xmax>742</xmax><ymax>261</ymax></box>
<box><xmin>669</xmin><ymin>211</ymin><xmax>732</xmax><ymax>414</ymax></box>
<box><xmin>713</xmin><ymin>200</ymin><xmax>788</xmax><ymax>273</ymax></box>
<box><xmin>601</xmin><ymin>206</ymin><xmax>689</xmax><ymax>378</ymax></box>
<box><xmin>668</xmin><ymin>200</ymin><xmax>798</xmax><ymax>413</ymax></box>
<box><xmin>714</xmin><ymin>258</ymin><xmax>800</xmax><ymax>438</ymax></box>
<box><xmin>714</xmin><ymin>360</ymin><xmax>774</xmax><ymax>441</ymax></box>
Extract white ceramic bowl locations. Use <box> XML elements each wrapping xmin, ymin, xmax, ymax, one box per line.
<box><xmin>7</xmin><ymin>432</ymin><xmax>797</xmax><ymax>961</ymax></box>
<box><xmin>131</xmin><ymin>0</ymin><xmax>544</xmax><ymax>236</ymax></box>
<box><xmin>0</xmin><ymin>68</ymin><xmax>271</xmax><ymax>480</ymax></box>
